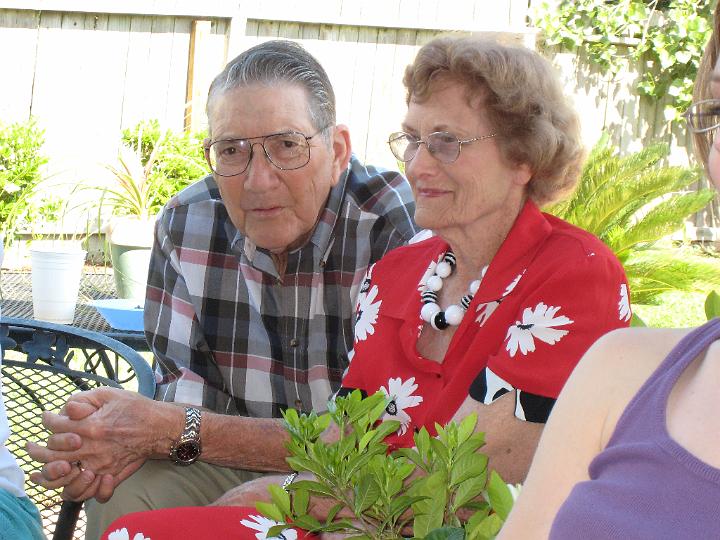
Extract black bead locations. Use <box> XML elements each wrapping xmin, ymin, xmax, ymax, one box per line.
<box><xmin>432</xmin><ymin>310</ymin><xmax>449</xmax><ymax>330</ymax></box>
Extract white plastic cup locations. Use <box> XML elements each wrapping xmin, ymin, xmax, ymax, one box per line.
<box><xmin>30</xmin><ymin>247</ymin><xmax>87</xmax><ymax>324</ymax></box>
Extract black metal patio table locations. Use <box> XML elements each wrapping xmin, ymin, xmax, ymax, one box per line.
<box><xmin>0</xmin><ymin>268</ymin><xmax>149</xmax><ymax>351</ymax></box>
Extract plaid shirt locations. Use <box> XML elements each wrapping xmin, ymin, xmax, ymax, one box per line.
<box><xmin>145</xmin><ymin>156</ymin><xmax>417</xmax><ymax>418</ymax></box>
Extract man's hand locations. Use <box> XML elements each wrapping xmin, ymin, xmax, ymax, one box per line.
<box><xmin>27</xmin><ymin>387</ymin><xmax>184</xmax><ymax>501</ymax></box>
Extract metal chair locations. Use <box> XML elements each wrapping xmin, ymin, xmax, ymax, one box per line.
<box><xmin>0</xmin><ymin>316</ymin><xmax>155</xmax><ymax>540</ymax></box>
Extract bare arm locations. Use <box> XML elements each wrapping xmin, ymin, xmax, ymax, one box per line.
<box><xmin>497</xmin><ymin>328</ymin><xmax>674</xmax><ymax>539</ymax></box>
<box><xmin>450</xmin><ymin>391</ymin><xmax>543</xmax><ymax>486</ymax></box>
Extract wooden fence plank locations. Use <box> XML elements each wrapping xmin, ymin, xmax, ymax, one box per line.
<box><xmin>0</xmin><ymin>9</ymin><xmax>39</xmax><ymax>122</ymax></box>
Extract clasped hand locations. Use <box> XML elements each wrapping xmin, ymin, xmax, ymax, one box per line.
<box><xmin>26</xmin><ymin>387</ymin><xmax>166</xmax><ymax>502</ymax></box>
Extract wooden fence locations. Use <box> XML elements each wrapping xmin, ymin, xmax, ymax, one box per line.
<box><xmin>0</xmin><ymin>0</ymin><xmax>716</xmax><ymax>231</ymax></box>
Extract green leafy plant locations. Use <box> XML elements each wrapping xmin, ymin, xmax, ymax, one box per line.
<box><xmin>546</xmin><ymin>134</ymin><xmax>720</xmax><ymax>305</ymax></box>
<box><xmin>116</xmin><ymin>119</ymin><xmax>209</xmax><ymax>217</ymax></box>
<box><xmin>0</xmin><ymin>117</ymin><xmax>48</xmax><ymax>245</ymax></box>
<box><xmin>532</xmin><ymin>0</ymin><xmax>713</xmax><ymax>118</ymax></box>
<box><xmin>706</xmin><ymin>290</ymin><xmax>720</xmax><ymax>319</ymax></box>
<box><xmin>260</xmin><ymin>391</ymin><xmax>514</xmax><ymax>540</ymax></box>
<box><xmin>87</xmin><ymin>119</ymin><xmax>209</xmax><ymax>220</ymax></box>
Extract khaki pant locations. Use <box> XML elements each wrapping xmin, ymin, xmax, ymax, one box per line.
<box><xmin>84</xmin><ymin>459</ymin><xmax>263</xmax><ymax>540</ymax></box>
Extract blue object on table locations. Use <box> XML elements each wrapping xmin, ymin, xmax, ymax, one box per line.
<box><xmin>91</xmin><ymin>298</ymin><xmax>144</xmax><ymax>331</ymax></box>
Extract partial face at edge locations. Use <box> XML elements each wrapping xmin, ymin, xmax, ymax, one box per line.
<box><xmin>708</xmin><ymin>57</ymin><xmax>720</xmax><ymax>192</ymax></box>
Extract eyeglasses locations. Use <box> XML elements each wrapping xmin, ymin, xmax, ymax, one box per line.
<box><xmin>683</xmin><ymin>99</ymin><xmax>720</xmax><ymax>134</ymax></box>
<box><xmin>205</xmin><ymin>127</ymin><xmax>328</xmax><ymax>176</ymax></box>
<box><xmin>387</xmin><ymin>131</ymin><xmax>496</xmax><ymax>164</ymax></box>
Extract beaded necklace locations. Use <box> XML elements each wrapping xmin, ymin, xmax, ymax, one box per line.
<box><xmin>419</xmin><ymin>251</ymin><xmax>487</xmax><ymax>330</ymax></box>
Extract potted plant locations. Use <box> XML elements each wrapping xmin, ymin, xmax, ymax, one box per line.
<box><xmin>258</xmin><ymin>391</ymin><xmax>517</xmax><ymax>540</ymax></box>
<box><xmin>79</xmin><ymin>120</ymin><xmax>208</xmax><ymax>299</ymax></box>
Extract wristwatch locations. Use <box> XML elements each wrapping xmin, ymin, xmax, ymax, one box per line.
<box><xmin>169</xmin><ymin>407</ymin><xmax>202</xmax><ymax>466</ymax></box>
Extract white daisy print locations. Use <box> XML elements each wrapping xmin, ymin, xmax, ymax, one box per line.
<box><xmin>505</xmin><ymin>302</ymin><xmax>574</xmax><ymax>357</ymax></box>
<box><xmin>380</xmin><ymin>377</ymin><xmax>424</xmax><ymax>435</ymax></box>
<box><xmin>618</xmin><ymin>284</ymin><xmax>631</xmax><ymax>322</ymax></box>
<box><xmin>475</xmin><ymin>300</ymin><xmax>501</xmax><ymax>326</ymax></box>
<box><xmin>355</xmin><ymin>284</ymin><xmax>382</xmax><ymax>342</ymax></box>
<box><xmin>503</xmin><ymin>271</ymin><xmax>525</xmax><ymax>296</ymax></box>
<box><xmin>240</xmin><ymin>514</ymin><xmax>298</xmax><ymax>540</ymax></box>
<box><xmin>107</xmin><ymin>529</ymin><xmax>151</xmax><ymax>540</ymax></box>
<box><xmin>475</xmin><ymin>272</ymin><xmax>525</xmax><ymax>326</ymax></box>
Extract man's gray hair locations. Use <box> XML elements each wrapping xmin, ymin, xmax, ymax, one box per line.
<box><xmin>206</xmin><ymin>40</ymin><xmax>336</xmax><ymax>136</ymax></box>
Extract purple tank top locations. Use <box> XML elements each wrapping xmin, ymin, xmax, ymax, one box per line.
<box><xmin>550</xmin><ymin>318</ymin><xmax>720</xmax><ymax>539</ymax></box>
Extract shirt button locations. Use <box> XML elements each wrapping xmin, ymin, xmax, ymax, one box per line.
<box><xmin>290</xmin><ymin>338</ymin><xmax>299</xmax><ymax>347</ymax></box>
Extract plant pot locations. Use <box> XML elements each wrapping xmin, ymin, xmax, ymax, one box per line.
<box><xmin>30</xmin><ymin>242</ymin><xmax>87</xmax><ymax>324</ymax></box>
<box><xmin>107</xmin><ymin>217</ymin><xmax>155</xmax><ymax>301</ymax></box>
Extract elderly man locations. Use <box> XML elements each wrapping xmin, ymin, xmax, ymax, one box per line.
<box><xmin>27</xmin><ymin>40</ymin><xmax>416</xmax><ymax>538</ymax></box>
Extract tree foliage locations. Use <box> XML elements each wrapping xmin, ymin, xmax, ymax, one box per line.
<box><xmin>0</xmin><ymin>117</ymin><xmax>48</xmax><ymax>245</ymax></box>
<box><xmin>546</xmin><ymin>134</ymin><xmax>719</xmax><ymax>305</ymax></box>
<box><xmin>532</xmin><ymin>0</ymin><xmax>713</xmax><ymax>118</ymax></box>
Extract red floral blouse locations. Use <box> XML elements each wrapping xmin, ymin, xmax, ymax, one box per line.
<box><xmin>341</xmin><ymin>200</ymin><xmax>631</xmax><ymax>449</ymax></box>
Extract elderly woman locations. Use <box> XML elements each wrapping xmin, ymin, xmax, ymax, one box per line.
<box><xmin>101</xmin><ymin>36</ymin><xmax>630</xmax><ymax>539</ymax></box>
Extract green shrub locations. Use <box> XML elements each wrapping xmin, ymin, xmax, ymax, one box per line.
<box><xmin>259</xmin><ymin>391</ymin><xmax>514</xmax><ymax>540</ymax></box>
<box><xmin>119</xmin><ymin>119</ymin><xmax>209</xmax><ymax>215</ymax></box>
<box><xmin>546</xmin><ymin>134</ymin><xmax>719</xmax><ymax>305</ymax></box>
<box><xmin>0</xmin><ymin>117</ymin><xmax>48</xmax><ymax>245</ymax></box>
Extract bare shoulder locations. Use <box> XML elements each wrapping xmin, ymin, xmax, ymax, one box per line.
<box><xmin>577</xmin><ymin>326</ymin><xmax>690</xmax><ymax>379</ymax></box>
<box><xmin>572</xmin><ymin>326</ymin><xmax>691</xmax><ymax>445</ymax></box>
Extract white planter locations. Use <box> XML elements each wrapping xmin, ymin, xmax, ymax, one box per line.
<box><xmin>30</xmin><ymin>243</ymin><xmax>87</xmax><ymax>324</ymax></box>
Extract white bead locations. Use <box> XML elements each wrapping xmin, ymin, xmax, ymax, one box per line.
<box><xmin>445</xmin><ymin>304</ymin><xmax>465</xmax><ymax>325</ymax></box>
<box><xmin>426</xmin><ymin>275</ymin><xmax>443</xmax><ymax>292</ymax></box>
<box><xmin>421</xmin><ymin>302</ymin><xmax>441</xmax><ymax>322</ymax></box>
<box><xmin>435</xmin><ymin>261</ymin><xmax>452</xmax><ymax>278</ymax></box>
<box><xmin>469</xmin><ymin>280</ymin><xmax>481</xmax><ymax>295</ymax></box>
<box><xmin>481</xmin><ymin>266</ymin><xmax>488</xmax><ymax>278</ymax></box>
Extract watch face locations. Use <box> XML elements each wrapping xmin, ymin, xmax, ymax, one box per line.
<box><xmin>175</xmin><ymin>441</ymin><xmax>201</xmax><ymax>464</ymax></box>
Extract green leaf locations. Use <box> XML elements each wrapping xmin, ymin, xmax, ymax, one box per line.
<box><xmin>292</xmin><ymin>488</ymin><xmax>310</xmax><ymax>516</ymax></box>
<box><xmin>267</xmin><ymin>524</ymin><xmax>291</xmax><ymax>538</ymax></box>
<box><xmin>287</xmin><ymin>479</ymin><xmax>336</xmax><ymax>498</ymax></box>
<box><xmin>424</xmin><ymin>526</ymin><xmax>466</xmax><ymax>540</ymax></box>
<box><xmin>256</xmin><ymin>501</ymin><xmax>284</xmax><ymax>522</ymax></box>
<box><xmin>705</xmin><ymin>290</ymin><xmax>720</xmax><ymax>320</ymax></box>
<box><xmin>452</xmin><ymin>472</ymin><xmax>487</xmax><ymax>511</ymax></box>
<box><xmin>268</xmin><ymin>483</ymin><xmax>291</xmax><ymax>516</ymax></box>
<box><xmin>430</xmin><ymin>437</ymin><xmax>450</xmax><ymax>465</ymax></box>
<box><xmin>285</xmin><ymin>456</ymin><xmax>328</xmax><ymax>479</ymax></box>
<box><xmin>354</xmin><ymin>475</ymin><xmax>381</xmax><ymax>512</ymax></box>
<box><xmin>464</xmin><ymin>507</ymin><xmax>490</xmax><ymax>536</ymax></box>
<box><xmin>469</xmin><ymin>513</ymin><xmax>503</xmax><ymax>540</ymax></box>
<box><xmin>456</xmin><ymin>433</ymin><xmax>485</xmax><ymax>459</ymax></box>
<box><xmin>389</xmin><ymin>495</ymin><xmax>427</xmax><ymax>520</ymax></box>
<box><xmin>290</xmin><ymin>514</ymin><xmax>323</xmax><ymax>532</ymax></box>
<box><xmin>325</xmin><ymin>502</ymin><xmax>345</xmax><ymax>525</ymax></box>
<box><xmin>416</xmin><ymin>427</ymin><xmax>431</xmax><ymax>461</ymax></box>
<box><xmin>411</xmin><ymin>471</ymin><xmax>448</xmax><ymax>537</ymax></box>
<box><xmin>450</xmin><ymin>452</ymin><xmax>489</xmax><ymax>487</ymax></box>
<box><xmin>457</xmin><ymin>412</ymin><xmax>478</xmax><ymax>444</ymax></box>
<box><xmin>393</xmin><ymin>447</ymin><xmax>427</xmax><ymax>471</ymax></box>
<box><xmin>485</xmin><ymin>471</ymin><xmax>514</xmax><ymax>521</ymax></box>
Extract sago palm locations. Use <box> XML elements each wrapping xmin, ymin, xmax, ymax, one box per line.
<box><xmin>546</xmin><ymin>134</ymin><xmax>719</xmax><ymax>305</ymax></box>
